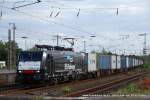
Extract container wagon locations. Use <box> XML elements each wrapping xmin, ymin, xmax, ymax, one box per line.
<box><xmin>99</xmin><ymin>54</ymin><xmax>117</xmax><ymax>74</ymax></box>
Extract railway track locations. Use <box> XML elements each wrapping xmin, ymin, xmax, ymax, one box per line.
<box><xmin>0</xmin><ymin>72</ymin><xmax>130</xmax><ymax>96</ymax></box>
<box><xmin>0</xmin><ymin>68</ymin><xmax>146</xmax><ymax>97</ymax></box>
<box><xmin>0</xmin><ymin>82</ymin><xmax>51</xmax><ymax>96</ymax></box>
<box><xmin>64</xmin><ymin>71</ymin><xmax>149</xmax><ymax>97</ymax></box>
<box><xmin>0</xmin><ymin>77</ymin><xmax>99</xmax><ymax>96</ymax></box>
<box><xmin>0</xmin><ymin>83</ymin><xmax>23</xmax><ymax>91</ymax></box>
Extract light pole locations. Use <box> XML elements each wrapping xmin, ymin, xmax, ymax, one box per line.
<box><xmin>9</xmin><ymin>23</ymin><xmax>16</xmax><ymax>68</ymax></box>
<box><xmin>139</xmin><ymin>33</ymin><xmax>147</xmax><ymax>55</ymax></box>
<box><xmin>54</xmin><ymin>35</ymin><xmax>61</xmax><ymax>46</ymax></box>
<box><xmin>83</xmin><ymin>41</ymin><xmax>86</xmax><ymax>53</ymax></box>
<box><xmin>8</xmin><ymin>29</ymin><xmax>12</xmax><ymax>70</ymax></box>
<box><xmin>21</xmin><ymin>36</ymin><xmax>28</xmax><ymax>50</ymax></box>
<box><xmin>51</xmin><ymin>39</ymin><xmax>55</xmax><ymax>46</ymax></box>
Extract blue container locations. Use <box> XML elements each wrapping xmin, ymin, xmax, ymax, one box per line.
<box><xmin>132</xmin><ymin>58</ymin><xmax>134</xmax><ymax>68</ymax></box>
<box><xmin>84</xmin><ymin>53</ymin><xmax>88</xmax><ymax>71</ymax></box>
<box><xmin>129</xmin><ymin>57</ymin><xmax>133</xmax><ymax>68</ymax></box>
<box><xmin>99</xmin><ymin>55</ymin><xmax>111</xmax><ymax>69</ymax></box>
<box><xmin>121</xmin><ymin>56</ymin><xmax>126</xmax><ymax>69</ymax></box>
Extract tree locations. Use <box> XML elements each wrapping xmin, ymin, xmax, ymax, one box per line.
<box><xmin>0</xmin><ymin>41</ymin><xmax>7</xmax><ymax>61</ymax></box>
<box><xmin>101</xmin><ymin>48</ymin><xmax>112</xmax><ymax>54</ymax></box>
<box><xmin>0</xmin><ymin>41</ymin><xmax>22</xmax><ymax>68</ymax></box>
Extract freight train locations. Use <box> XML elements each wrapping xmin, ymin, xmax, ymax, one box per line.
<box><xmin>16</xmin><ymin>45</ymin><xmax>144</xmax><ymax>83</ymax></box>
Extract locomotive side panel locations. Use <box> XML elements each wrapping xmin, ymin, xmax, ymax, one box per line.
<box><xmin>46</xmin><ymin>51</ymin><xmax>85</xmax><ymax>77</ymax></box>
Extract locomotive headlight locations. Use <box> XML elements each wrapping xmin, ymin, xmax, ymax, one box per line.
<box><xmin>19</xmin><ymin>70</ymin><xmax>22</xmax><ymax>73</ymax></box>
<box><xmin>36</xmin><ymin>70</ymin><xmax>40</xmax><ymax>73</ymax></box>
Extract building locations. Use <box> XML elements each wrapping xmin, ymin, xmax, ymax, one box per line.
<box><xmin>0</xmin><ymin>61</ymin><xmax>6</xmax><ymax>69</ymax></box>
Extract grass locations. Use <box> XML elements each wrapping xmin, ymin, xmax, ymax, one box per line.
<box><xmin>62</xmin><ymin>86</ymin><xmax>72</xmax><ymax>94</ymax></box>
<box><xmin>117</xmin><ymin>83</ymin><xmax>139</xmax><ymax>94</ymax></box>
<box><xmin>117</xmin><ymin>83</ymin><xmax>150</xmax><ymax>95</ymax></box>
<box><xmin>142</xmin><ymin>64</ymin><xmax>150</xmax><ymax>69</ymax></box>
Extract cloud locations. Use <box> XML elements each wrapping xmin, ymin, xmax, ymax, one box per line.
<box><xmin>0</xmin><ymin>0</ymin><xmax>150</xmax><ymax>54</ymax></box>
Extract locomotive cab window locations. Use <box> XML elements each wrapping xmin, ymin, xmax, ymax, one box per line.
<box><xmin>18</xmin><ymin>51</ymin><xmax>43</xmax><ymax>70</ymax></box>
<box><xmin>19</xmin><ymin>52</ymin><xmax>43</xmax><ymax>61</ymax></box>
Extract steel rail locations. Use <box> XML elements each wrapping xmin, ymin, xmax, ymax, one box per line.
<box><xmin>64</xmin><ymin>72</ymin><xmax>148</xmax><ymax>97</ymax></box>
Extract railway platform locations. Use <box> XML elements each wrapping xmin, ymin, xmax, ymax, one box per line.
<box><xmin>0</xmin><ymin>70</ymin><xmax>16</xmax><ymax>84</ymax></box>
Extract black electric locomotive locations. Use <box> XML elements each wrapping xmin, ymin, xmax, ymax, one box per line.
<box><xmin>16</xmin><ymin>45</ymin><xmax>86</xmax><ymax>83</ymax></box>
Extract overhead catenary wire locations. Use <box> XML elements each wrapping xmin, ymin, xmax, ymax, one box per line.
<box><xmin>0</xmin><ymin>0</ymin><xmax>5</xmax><ymax>20</ymax></box>
<box><xmin>54</xmin><ymin>8</ymin><xmax>60</xmax><ymax>17</ymax></box>
<box><xmin>0</xmin><ymin>11</ymin><xmax>2</xmax><ymax>18</ymax></box>
<box><xmin>1</xmin><ymin>1</ymin><xmax>144</xmax><ymax>40</ymax></box>
<box><xmin>76</xmin><ymin>9</ymin><xmax>80</xmax><ymax>17</ymax></box>
<box><xmin>11</xmin><ymin>0</ymin><xmax>41</xmax><ymax>9</ymax></box>
<box><xmin>12</xmin><ymin>0</ymin><xmax>26</xmax><ymax>7</ymax></box>
<box><xmin>0</xmin><ymin>5</ymin><xmax>115</xmax><ymax>41</ymax></box>
<box><xmin>116</xmin><ymin>8</ymin><xmax>119</xmax><ymax>15</ymax></box>
<box><xmin>49</xmin><ymin>11</ymin><xmax>53</xmax><ymax>17</ymax></box>
<box><xmin>3</xmin><ymin>0</ymin><xmax>141</xmax><ymax>41</ymax></box>
<box><xmin>0</xmin><ymin>22</ymin><xmax>143</xmax><ymax>55</ymax></box>
<box><xmin>0</xmin><ymin>22</ymin><xmax>139</xmax><ymax>52</ymax></box>
<box><xmin>0</xmin><ymin>24</ymin><xmax>54</xmax><ymax>38</ymax></box>
<box><xmin>0</xmin><ymin>1</ymin><xmax>147</xmax><ymax>53</ymax></box>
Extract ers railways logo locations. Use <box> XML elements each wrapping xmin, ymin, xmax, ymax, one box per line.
<box><xmin>64</xmin><ymin>52</ymin><xmax>73</xmax><ymax>62</ymax></box>
<box><xmin>66</xmin><ymin>55</ymin><xmax>73</xmax><ymax>62</ymax></box>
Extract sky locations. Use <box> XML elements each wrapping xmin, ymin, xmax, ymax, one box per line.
<box><xmin>0</xmin><ymin>0</ymin><xmax>150</xmax><ymax>55</ymax></box>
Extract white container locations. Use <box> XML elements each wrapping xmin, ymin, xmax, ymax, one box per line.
<box><xmin>88</xmin><ymin>53</ymin><xmax>98</xmax><ymax>72</ymax></box>
<box><xmin>116</xmin><ymin>56</ymin><xmax>121</xmax><ymax>69</ymax></box>
<box><xmin>133</xmin><ymin>58</ymin><xmax>135</xmax><ymax>67</ymax></box>
<box><xmin>126</xmin><ymin>57</ymin><xmax>129</xmax><ymax>68</ymax></box>
<box><xmin>111</xmin><ymin>55</ymin><xmax>117</xmax><ymax>69</ymax></box>
<box><xmin>136</xmin><ymin>59</ymin><xmax>138</xmax><ymax>66</ymax></box>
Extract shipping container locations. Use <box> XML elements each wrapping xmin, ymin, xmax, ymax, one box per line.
<box><xmin>140</xmin><ymin>60</ymin><xmax>144</xmax><ymax>65</ymax></box>
<box><xmin>139</xmin><ymin>59</ymin><xmax>141</xmax><ymax>66</ymax></box>
<box><xmin>111</xmin><ymin>55</ymin><xmax>117</xmax><ymax>69</ymax></box>
<box><xmin>141</xmin><ymin>60</ymin><xmax>144</xmax><ymax>65</ymax></box>
<box><xmin>129</xmin><ymin>57</ymin><xmax>133</xmax><ymax>68</ymax></box>
<box><xmin>135</xmin><ymin>58</ymin><xmax>137</xmax><ymax>67</ymax></box>
<box><xmin>121</xmin><ymin>56</ymin><xmax>127</xmax><ymax>69</ymax></box>
<box><xmin>133</xmin><ymin>58</ymin><xmax>135</xmax><ymax>67</ymax></box>
<box><xmin>126</xmin><ymin>57</ymin><xmax>129</xmax><ymax>68</ymax></box>
<box><xmin>135</xmin><ymin>59</ymin><xmax>138</xmax><ymax>67</ymax></box>
<box><xmin>139</xmin><ymin>60</ymin><xmax>141</xmax><ymax>65</ymax></box>
<box><xmin>88</xmin><ymin>53</ymin><xmax>99</xmax><ymax>72</ymax></box>
<box><xmin>83</xmin><ymin>53</ymin><xmax>88</xmax><ymax>72</ymax></box>
<box><xmin>138</xmin><ymin>59</ymin><xmax>140</xmax><ymax>65</ymax></box>
<box><xmin>116</xmin><ymin>55</ymin><xmax>121</xmax><ymax>69</ymax></box>
<box><xmin>99</xmin><ymin>55</ymin><xmax>117</xmax><ymax>70</ymax></box>
<box><xmin>99</xmin><ymin>55</ymin><xmax>111</xmax><ymax>69</ymax></box>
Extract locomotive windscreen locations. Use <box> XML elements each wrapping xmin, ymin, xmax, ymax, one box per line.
<box><xmin>18</xmin><ymin>51</ymin><xmax>43</xmax><ymax>70</ymax></box>
<box><xmin>19</xmin><ymin>51</ymin><xmax>43</xmax><ymax>61</ymax></box>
